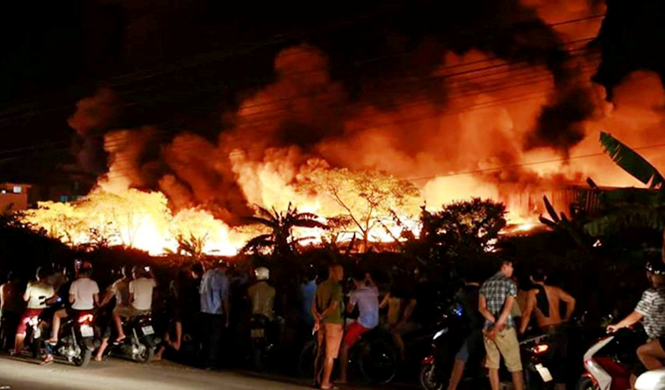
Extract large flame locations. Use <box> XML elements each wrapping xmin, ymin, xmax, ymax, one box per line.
<box><xmin>22</xmin><ymin>1</ymin><xmax>665</xmax><ymax>254</ymax></box>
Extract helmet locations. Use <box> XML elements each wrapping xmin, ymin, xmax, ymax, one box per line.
<box><xmin>255</xmin><ymin>267</ymin><xmax>270</xmax><ymax>281</ymax></box>
<box><xmin>79</xmin><ymin>261</ymin><xmax>93</xmax><ymax>272</ymax></box>
<box><xmin>646</xmin><ymin>261</ymin><xmax>665</xmax><ymax>275</ymax></box>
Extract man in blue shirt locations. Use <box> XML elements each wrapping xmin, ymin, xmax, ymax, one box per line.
<box><xmin>300</xmin><ymin>268</ymin><xmax>318</xmax><ymax>328</ymax></box>
<box><xmin>199</xmin><ymin>261</ymin><xmax>230</xmax><ymax>369</ymax></box>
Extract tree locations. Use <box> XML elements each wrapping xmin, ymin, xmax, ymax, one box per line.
<box><xmin>166</xmin><ymin>233</ymin><xmax>209</xmax><ymax>260</ymax></box>
<box><xmin>307</xmin><ymin>168</ymin><xmax>421</xmax><ymax>251</ymax></box>
<box><xmin>242</xmin><ymin>203</ymin><xmax>327</xmax><ymax>255</ymax></box>
<box><xmin>423</xmin><ymin>198</ymin><xmax>507</xmax><ymax>254</ymax></box>
<box><xmin>582</xmin><ymin>132</ymin><xmax>665</xmax><ymax>239</ymax></box>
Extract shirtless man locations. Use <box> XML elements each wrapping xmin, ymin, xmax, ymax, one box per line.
<box><xmin>520</xmin><ymin>269</ymin><xmax>576</xmax><ymax>390</ymax></box>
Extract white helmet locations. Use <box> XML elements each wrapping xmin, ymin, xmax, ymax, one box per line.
<box><xmin>255</xmin><ymin>267</ymin><xmax>270</xmax><ymax>281</ymax></box>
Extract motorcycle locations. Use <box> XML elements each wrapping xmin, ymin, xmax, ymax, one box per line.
<box><xmin>297</xmin><ymin>325</ymin><xmax>397</xmax><ymax>384</ymax></box>
<box><xmin>105</xmin><ymin>313</ymin><xmax>159</xmax><ymax>363</ymax></box>
<box><xmin>635</xmin><ymin>368</ymin><xmax>665</xmax><ymax>390</ymax></box>
<box><xmin>43</xmin><ymin>310</ymin><xmax>100</xmax><ymax>367</ymax></box>
<box><xmin>23</xmin><ymin>312</ymin><xmax>44</xmax><ymax>358</ymax></box>
<box><xmin>419</xmin><ymin>303</ymin><xmax>557</xmax><ymax>390</ymax></box>
<box><xmin>576</xmin><ymin>327</ymin><xmax>646</xmax><ymax>390</ymax></box>
<box><xmin>249</xmin><ymin>314</ymin><xmax>276</xmax><ymax>370</ymax></box>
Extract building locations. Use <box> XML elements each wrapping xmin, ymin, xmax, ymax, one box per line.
<box><xmin>0</xmin><ymin>183</ymin><xmax>33</xmax><ymax>212</ymax></box>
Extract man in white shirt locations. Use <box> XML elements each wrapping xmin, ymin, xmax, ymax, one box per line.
<box><xmin>114</xmin><ymin>266</ymin><xmax>157</xmax><ymax>343</ymax></box>
<box><xmin>46</xmin><ymin>262</ymin><xmax>99</xmax><ymax>345</ymax></box>
<box><xmin>14</xmin><ymin>267</ymin><xmax>55</xmax><ymax>354</ymax></box>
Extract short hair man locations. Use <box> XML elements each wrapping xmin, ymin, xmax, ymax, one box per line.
<box><xmin>520</xmin><ymin>269</ymin><xmax>576</xmax><ymax>390</ymax></box>
<box><xmin>312</xmin><ymin>263</ymin><xmax>344</xmax><ymax>390</ymax></box>
<box><xmin>479</xmin><ymin>260</ymin><xmax>524</xmax><ymax>390</ymax></box>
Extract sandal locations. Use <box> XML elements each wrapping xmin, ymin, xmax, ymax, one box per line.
<box><xmin>41</xmin><ymin>355</ymin><xmax>54</xmax><ymax>365</ymax></box>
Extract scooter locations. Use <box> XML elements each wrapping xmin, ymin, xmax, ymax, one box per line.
<box><xmin>42</xmin><ymin>310</ymin><xmax>99</xmax><ymax>367</ymax></box>
<box><xmin>635</xmin><ymin>369</ymin><xmax>665</xmax><ymax>390</ymax></box>
<box><xmin>576</xmin><ymin>327</ymin><xmax>646</xmax><ymax>390</ymax></box>
<box><xmin>249</xmin><ymin>314</ymin><xmax>276</xmax><ymax>370</ymax></box>
<box><xmin>419</xmin><ymin>302</ymin><xmax>557</xmax><ymax>390</ymax></box>
<box><xmin>106</xmin><ymin>313</ymin><xmax>159</xmax><ymax>363</ymax></box>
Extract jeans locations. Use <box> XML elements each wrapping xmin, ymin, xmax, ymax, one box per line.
<box><xmin>201</xmin><ymin>313</ymin><xmax>225</xmax><ymax>368</ymax></box>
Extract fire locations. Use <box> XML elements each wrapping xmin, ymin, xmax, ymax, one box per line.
<box><xmin>26</xmin><ymin>1</ymin><xmax>665</xmax><ymax>254</ymax></box>
<box><xmin>22</xmin><ymin>189</ymin><xmax>248</xmax><ymax>256</ymax></box>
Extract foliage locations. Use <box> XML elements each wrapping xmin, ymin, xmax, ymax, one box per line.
<box><xmin>402</xmin><ymin>198</ymin><xmax>506</xmax><ymax>268</ymax></box>
<box><xmin>539</xmin><ymin>195</ymin><xmax>589</xmax><ymax>248</ymax></box>
<box><xmin>242</xmin><ymin>203</ymin><xmax>327</xmax><ymax>256</ymax></box>
<box><xmin>600</xmin><ymin>132</ymin><xmax>665</xmax><ymax>189</ymax></box>
<box><xmin>165</xmin><ymin>233</ymin><xmax>209</xmax><ymax>260</ymax></box>
<box><xmin>574</xmin><ymin>133</ymin><xmax>665</xmax><ymax>239</ymax></box>
<box><xmin>425</xmin><ymin>198</ymin><xmax>506</xmax><ymax>251</ymax></box>
<box><xmin>307</xmin><ymin>168</ymin><xmax>421</xmax><ymax>251</ymax></box>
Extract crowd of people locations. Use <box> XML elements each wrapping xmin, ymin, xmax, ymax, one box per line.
<box><xmin>0</xmin><ymin>256</ymin><xmax>664</xmax><ymax>390</ymax></box>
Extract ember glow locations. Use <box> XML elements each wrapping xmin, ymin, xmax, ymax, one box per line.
<box><xmin>21</xmin><ymin>1</ymin><xmax>665</xmax><ymax>255</ymax></box>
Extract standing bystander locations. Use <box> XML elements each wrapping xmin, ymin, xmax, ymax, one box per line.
<box><xmin>478</xmin><ymin>259</ymin><xmax>524</xmax><ymax>390</ymax></box>
<box><xmin>199</xmin><ymin>261</ymin><xmax>230</xmax><ymax>370</ymax></box>
<box><xmin>312</xmin><ymin>263</ymin><xmax>344</xmax><ymax>390</ymax></box>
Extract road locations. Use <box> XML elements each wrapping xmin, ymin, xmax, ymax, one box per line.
<box><xmin>0</xmin><ymin>356</ymin><xmax>312</xmax><ymax>390</ymax></box>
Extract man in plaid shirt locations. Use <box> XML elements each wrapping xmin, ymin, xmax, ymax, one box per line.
<box><xmin>479</xmin><ymin>259</ymin><xmax>524</xmax><ymax>390</ymax></box>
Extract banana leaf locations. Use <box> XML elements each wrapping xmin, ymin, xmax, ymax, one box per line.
<box><xmin>600</xmin><ymin>132</ymin><xmax>665</xmax><ymax>189</ymax></box>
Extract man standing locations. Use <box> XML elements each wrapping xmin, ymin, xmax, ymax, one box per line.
<box><xmin>520</xmin><ymin>269</ymin><xmax>576</xmax><ymax>390</ymax></box>
<box><xmin>312</xmin><ymin>263</ymin><xmax>344</xmax><ymax>390</ymax></box>
<box><xmin>479</xmin><ymin>260</ymin><xmax>524</xmax><ymax>390</ymax></box>
<box><xmin>447</xmin><ymin>271</ymin><xmax>484</xmax><ymax>390</ymax></box>
<box><xmin>247</xmin><ymin>267</ymin><xmax>276</xmax><ymax>321</ymax></box>
<box><xmin>0</xmin><ymin>272</ymin><xmax>22</xmax><ymax>351</ymax></box>
<box><xmin>199</xmin><ymin>261</ymin><xmax>230</xmax><ymax>369</ymax></box>
<box><xmin>339</xmin><ymin>270</ymin><xmax>379</xmax><ymax>383</ymax></box>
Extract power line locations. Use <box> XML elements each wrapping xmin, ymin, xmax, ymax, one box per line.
<box><xmin>100</xmin><ymin>66</ymin><xmax>609</xmax><ymax>180</ymax></box>
<box><xmin>406</xmin><ymin>141</ymin><xmax>665</xmax><ymax>182</ymax></box>
<box><xmin>0</xmin><ymin>13</ymin><xmax>603</xmax><ymax>130</ymax></box>
<box><xmin>0</xmin><ymin>42</ymin><xmax>601</xmax><ymax>161</ymax></box>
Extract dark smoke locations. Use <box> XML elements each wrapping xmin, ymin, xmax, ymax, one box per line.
<box><xmin>527</xmin><ymin>86</ymin><xmax>597</xmax><ymax>155</ymax></box>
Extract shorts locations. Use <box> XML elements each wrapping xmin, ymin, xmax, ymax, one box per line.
<box><xmin>113</xmin><ymin>304</ymin><xmax>149</xmax><ymax>318</ymax></box>
<box><xmin>17</xmin><ymin>309</ymin><xmax>43</xmax><ymax>335</ymax></box>
<box><xmin>483</xmin><ymin>327</ymin><xmax>522</xmax><ymax>372</ymax></box>
<box><xmin>344</xmin><ymin>322</ymin><xmax>369</xmax><ymax>347</ymax></box>
<box><xmin>455</xmin><ymin>329</ymin><xmax>484</xmax><ymax>363</ymax></box>
<box><xmin>65</xmin><ymin>308</ymin><xmax>95</xmax><ymax>318</ymax></box>
<box><xmin>318</xmin><ymin>322</ymin><xmax>343</xmax><ymax>359</ymax></box>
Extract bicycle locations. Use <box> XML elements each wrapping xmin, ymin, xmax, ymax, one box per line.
<box><xmin>298</xmin><ymin>326</ymin><xmax>397</xmax><ymax>385</ymax></box>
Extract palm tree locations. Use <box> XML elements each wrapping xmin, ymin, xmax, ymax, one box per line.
<box><xmin>581</xmin><ymin>132</ymin><xmax>665</xmax><ymax>237</ymax></box>
<box><xmin>242</xmin><ymin>203</ymin><xmax>327</xmax><ymax>255</ymax></box>
<box><xmin>538</xmin><ymin>132</ymin><xmax>665</xmax><ymax>244</ymax></box>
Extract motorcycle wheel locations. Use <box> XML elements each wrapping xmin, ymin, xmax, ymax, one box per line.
<box><xmin>136</xmin><ymin>345</ymin><xmax>155</xmax><ymax>363</ymax></box>
<box><xmin>74</xmin><ymin>349</ymin><xmax>93</xmax><ymax>368</ymax></box>
<box><xmin>419</xmin><ymin>363</ymin><xmax>443</xmax><ymax>390</ymax></box>
<box><xmin>358</xmin><ymin>340</ymin><xmax>397</xmax><ymax>384</ymax></box>
<box><xmin>575</xmin><ymin>377</ymin><xmax>599</xmax><ymax>390</ymax></box>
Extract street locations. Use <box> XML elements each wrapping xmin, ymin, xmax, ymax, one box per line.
<box><xmin>0</xmin><ymin>356</ymin><xmax>310</xmax><ymax>390</ymax></box>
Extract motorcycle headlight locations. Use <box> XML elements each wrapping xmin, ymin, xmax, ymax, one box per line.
<box><xmin>433</xmin><ymin>329</ymin><xmax>448</xmax><ymax>340</ymax></box>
